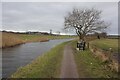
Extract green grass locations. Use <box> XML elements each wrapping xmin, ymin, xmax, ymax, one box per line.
<box><xmin>71</xmin><ymin>41</ymin><xmax>118</xmax><ymax>78</ymax></box>
<box><xmin>19</xmin><ymin>34</ymin><xmax>42</xmax><ymax>40</ymax></box>
<box><xmin>18</xmin><ymin>34</ymin><xmax>75</xmax><ymax>41</ymax></box>
<box><xmin>11</xmin><ymin>41</ymin><xmax>70</xmax><ymax>78</ymax></box>
<box><xmin>90</xmin><ymin>39</ymin><xmax>119</xmax><ymax>52</ymax></box>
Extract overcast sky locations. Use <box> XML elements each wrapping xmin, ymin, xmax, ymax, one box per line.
<box><xmin>2</xmin><ymin>2</ymin><xmax>118</xmax><ymax>35</ymax></box>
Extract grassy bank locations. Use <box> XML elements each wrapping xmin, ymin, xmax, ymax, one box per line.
<box><xmin>71</xmin><ymin>40</ymin><xmax>118</xmax><ymax>78</ymax></box>
<box><xmin>90</xmin><ymin>39</ymin><xmax>119</xmax><ymax>53</ymax></box>
<box><xmin>1</xmin><ymin>32</ymin><xmax>76</xmax><ymax>48</ymax></box>
<box><xmin>1</xmin><ymin>32</ymin><xmax>24</xmax><ymax>48</ymax></box>
<box><xmin>11</xmin><ymin>41</ymin><xmax>70</xmax><ymax>78</ymax></box>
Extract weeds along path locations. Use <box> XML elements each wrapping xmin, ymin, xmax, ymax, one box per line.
<box><xmin>60</xmin><ymin>42</ymin><xmax>79</xmax><ymax>78</ymax></box>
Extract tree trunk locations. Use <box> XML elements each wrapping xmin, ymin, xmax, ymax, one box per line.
<box><xmin>79</xmin><ymin>34</ymin><xmax>84</xmax><ymax>41</ymax></box>
<box><xmin>79</xmin><ymin>34</ymin><xmax>90</xmax><ymax>50</ymax></box>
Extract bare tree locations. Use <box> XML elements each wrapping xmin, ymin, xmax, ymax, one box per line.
<box><xmin>64</xmin><ymin>8</ymin><xmax>110</xmax><ymax>40</ymax></box>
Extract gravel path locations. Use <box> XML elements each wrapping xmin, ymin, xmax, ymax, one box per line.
<box><xmin>60</xmin><ymin>43</ymin><xmax>79</xmax><ymax>78</ymax></box>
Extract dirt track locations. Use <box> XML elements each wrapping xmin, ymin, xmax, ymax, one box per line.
<box><xmin>60</xmin><ymin>43</ymin><xmax>79</xmax><ymax>78</ymax></box>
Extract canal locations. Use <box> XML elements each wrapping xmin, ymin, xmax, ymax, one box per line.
<box><xmin>2</xmin><ymin>39</ymin><xmax>73</xmax><ymax>78</ymax></box>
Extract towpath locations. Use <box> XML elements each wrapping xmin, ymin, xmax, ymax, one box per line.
<box><xmin>60</xmin><ymin>42</ymin><xmax>79</xmax><ymax>78</ymax></box>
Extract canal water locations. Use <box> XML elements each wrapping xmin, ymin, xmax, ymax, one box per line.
<box><xmin>2</xmin><ymin>39</ymin><xmax>73</xmax><ymax>78</ymax></box>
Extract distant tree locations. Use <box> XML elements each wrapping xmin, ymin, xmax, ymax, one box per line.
<box><xmin>64</xmin><ymin>8</ymin><xmax>110</xmax><ymax>41</ymax></box>
<box><xmin>94</xmin><ymin>32</ymin><xmax>107</xmax><ymax>39</ymax></box>
<box><xmin>94</xmin><ymin>32</ymin><xmax>100</xmax><ymax>39</ymax></box>
<box><xmin>100</xmin><ymin>32</ymin><xmax>107</xmax><ymax>38</ymax></box>
<box><xmin>94</xmin><ymin>32</ymin><xmax>99</xmax><ymax>36</ymax></box>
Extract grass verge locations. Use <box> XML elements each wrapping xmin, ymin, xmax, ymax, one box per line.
<box><xmin>11</xmin><ymin>41</ymin><xmax>70</xmax><ymax>78</ymax></box>
<box><xmin>71</xmin><ymin>40</ymin><xmax>118</xmax><ymax>78</ymax></box>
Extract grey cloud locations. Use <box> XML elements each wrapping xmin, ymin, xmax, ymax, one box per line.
<box><xmin>2</xmin><ymin>2</ymin><xmax>118</xmax><ymax>34</ymax></box>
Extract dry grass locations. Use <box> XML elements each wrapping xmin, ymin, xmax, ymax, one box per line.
<box><xmin>1</xmin><ymin>32</ymin><xmax>76</xmax><ymax>48</ymax></box>
<box><xmin>1</xmin><ymin>32</ymin><xmax>49</xmax><ymax>48</ymax></box>
<box><xmin>1</xmin><ymin>32</ymin><xmax>24</xmax><ymax>48</ymax></box>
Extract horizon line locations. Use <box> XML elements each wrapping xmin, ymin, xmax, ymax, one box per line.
<box><xmin>0</xmin><ymin>29</ymin><xmax>119</xmax><ymax>35</ymax></box>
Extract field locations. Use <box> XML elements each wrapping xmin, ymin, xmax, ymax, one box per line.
<box><xmin>71</xmin><ymin>40</ymin><xmax>118</xmax><ymax>78</ymax></box>
<box><xmin>11</xmin><ymin>41</ymin><xmax>70</xmax><ymax>78</ymax></box>
<box><xmin>1</xmin><ymin>32</ymin><xmax>76</xmax><ymax>48</ymax></box>
<box><xmin>90</xmin><ymin>39</ymin><xmax>119</xmax><ymax>53</ymax></box>
<box><xmin>18</xmin><ymin>33</ymin><xmax>75</xmax><ymax>41</ymax></box>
